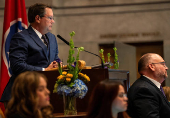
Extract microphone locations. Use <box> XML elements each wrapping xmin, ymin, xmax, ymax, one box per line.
<box><xmin>57</xmin><ymin>35</ymin><xmax>70</xmax><ymax>46</ymax></box>
<box><xmin>57</xmin><ymin>35</ymin><xmax>104</xmax><ymax>68</ymax></box>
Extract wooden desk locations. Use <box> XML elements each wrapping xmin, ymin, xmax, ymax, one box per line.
<box><xmin>39</xmin><ymin>69</ymin><xmax>109</xmax><ymax>113</ymax></box>
<box><xmin>39</xmin><ymin>69</ymin><xmax>129</xmax><ymax>113</ymax></box>
<box><xmin>52</xmin><ymin>112</ymin><xmax>86</xmax><ymax>118</ymax></box>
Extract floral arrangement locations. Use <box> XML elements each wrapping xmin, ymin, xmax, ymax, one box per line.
<box><xmin>99</xmin><ymin>47</ymin><xmax>119</xmax><ymax>69</ymax></box>
<box><xmin>53</xmin><ymin>31</ymin><xmax>90</xmax><ymax>99</ymax></box>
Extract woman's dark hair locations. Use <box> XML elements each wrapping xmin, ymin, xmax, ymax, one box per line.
<box><xmin>86</xmin><ymin>80</ymin><xmax>125</xmax><ymax>118</ymax></box>
<box><xmin>28</xmin><ymin>3</ymin><xmax>52</xmax><ymax>23</ymax></box>
<box><xmin>5</xmin><ymin>71</ymin><xmax>53</xmax><ymax>118</ymax></box>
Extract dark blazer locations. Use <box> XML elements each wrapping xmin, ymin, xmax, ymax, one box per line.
<box><xmin>0</xmin><ymin>25</ymin><xmax>59</xmax><ymax>102</ymax></box>
<box><xmin>127</xmin><ymin>75</ymin><xmax>170</xmax><ymax>118</ymax></box>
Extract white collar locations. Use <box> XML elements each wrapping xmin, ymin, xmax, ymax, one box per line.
<box><xmin>31</xmin><ymin>26</ymin><xmax>42</xmax><ymax>39</ymax></box>
<box><xmin>143</xmin><ymin>75</ymin><xmax>161</xmax><ymax>89</ymax></box>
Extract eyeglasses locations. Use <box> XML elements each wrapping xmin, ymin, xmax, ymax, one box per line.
<box><xmin>118</xmin><ymin>93</ymin><xmax>127</xmax><ymax>98</ymax></box>
<box><xmin>42</xmin><ymin>16</ymin><xmax>54</xmax><ymax>21</ymax></box>
<box><xmin>152</xmin><ymin>62</ymin><xmax>167</xmax><ymax>67</ymax></box>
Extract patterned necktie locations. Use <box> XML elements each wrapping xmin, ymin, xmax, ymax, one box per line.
<box><xmin>42</xmin><ymin>35</ymin><xmax>49</xmax><ymax>48</ymax></box>
<box><xmin>160</xmin><ymin>86</ymin><xmax>166</xmax><ymax>97</ymax></box>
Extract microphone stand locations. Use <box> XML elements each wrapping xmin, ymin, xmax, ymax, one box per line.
<box><xmin>74</xmin><ymin>47</ymin><xmax>104</xmax><ymax>69</ymax></box>
<box><xmin>57</xmin><ymin>35</ymin><xmax>104</xmax><ymax>69</ymax></box>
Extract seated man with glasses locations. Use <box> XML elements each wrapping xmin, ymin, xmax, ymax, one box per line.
<box><xmin>0</xmin><ymin>3</ymin><xmax>61</xmax><ymax>105</ymax></box>
<box><xmin>127</xmin><ymin>53</ymin><xmax>170</xmax><ymax>118</ymax></box>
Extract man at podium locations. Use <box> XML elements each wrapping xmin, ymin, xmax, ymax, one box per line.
<box><xmin>0</xmin><ymin>3</ymin><xmax>60</xmax><ymax>105</ymax></box>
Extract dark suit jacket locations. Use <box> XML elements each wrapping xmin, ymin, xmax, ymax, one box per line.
<box><xmin>127</xmin><ymin>75</ymin><xmax>170</xmax><ymax>118</ymax></box>
<box><xmin>0</xmin><ymin>25</ymin><xmax>59</xmax><ymax>102</ymax></box>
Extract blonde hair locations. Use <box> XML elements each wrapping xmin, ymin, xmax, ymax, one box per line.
<box><xmin>5</xmin><ymin>71</ymin><xmax>53</xmax><ymax>118</ymax></box>
<box><xmin>163</xmin><ymin>86</ymin><xmax>170</xmax><ymax>102</ymax></box>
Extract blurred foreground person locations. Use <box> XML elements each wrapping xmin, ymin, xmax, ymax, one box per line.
<box><xmin>127</xmin><ymin>53</ymin><xmax>170</xmax><ymax>118</ymax></box>
<box><xmin>5</xmin><ymin>71</ymin><xmax>53</xmax><ymax>118</ymax></box>
<box><xmin>86</xmin><ymin>80</ymin><xmax>129</xmax><ymax>118</ymax></box>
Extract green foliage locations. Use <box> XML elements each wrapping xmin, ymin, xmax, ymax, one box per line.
<box><xmin>67</xmin><ymin>31</ymin><xmax>75</xmax><ymax>74</ymax></box>
<box><xmin>107</xmin><ymin>53</ymin><xmax>111</xmax><ymax>62</ymax></box>
<box><xmin>107</xmin><ymin>53</ymin><xmax>111</xmax><ymax>68</ymax></box>
<box><xmin>70</xmin><ymin>31</ymin><xmax>75</xmax><ymax>38</ymax></box>
<box><xmin>99</xmin><ymin>47</ymin><xmax>119</xmax><ymax>69</ymax></box>
<box><xmin>73</xmin><ymin>47</ymin><xmax>84</xmax><ymax>80</ymax></box>
<box><xmin>58</xmin><ymin>62</ymin><xmax>62</xmax><ymax>75</ymax></box>
<box><xmin>53</xmin><ymin>82</ymin><xmax>58</xmax><ymax>93</ymax></box>
<box><xmin>113</xmin><ymin>47</ymin><xmax>119</xmax><ymax>69</ymax></box>
<box><xmin>67</xmin><ymin>31</ymin><xmax>84</xmax><ymax>82</ymax></box>
<box><xmin>99</xmin><ymin>49</ymin><xmax>105</xmax><ymax>63</ymax></box>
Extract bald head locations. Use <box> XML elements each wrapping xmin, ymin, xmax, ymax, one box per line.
<box><xmin>138</xmin><ymin>53</ymin><xmax>162</xmax><ymax>74</ymax></box>
<box><xmin>138</xmin><ymin>53</ymin><xmax>168</xmax><ymax>83</ymax></box>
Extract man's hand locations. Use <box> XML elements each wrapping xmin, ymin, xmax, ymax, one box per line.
<box><xmin>45</xmin><ymin>61</ymin><xmax>63</xmax><ymax>71</ymax></box>
<box><xmin>52</xmin><ymin>61</ymin><xmax>58</xmax><ymax>68</ymax></box>
<box><xmin>53</xmin><ymin>61</ymin><xmax>63</xmax><ymax>68</ymax></box>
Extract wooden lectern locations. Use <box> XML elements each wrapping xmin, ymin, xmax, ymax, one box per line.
<box><xmin>38</xmin><ymin>68</ymin><xmax>129</xmax><ymax>117</ymax></box>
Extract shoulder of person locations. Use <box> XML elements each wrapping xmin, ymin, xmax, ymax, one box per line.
<box><xmin>46</xmin><ymin>32</ymin><xmax>55</xmax><ymax>37</ymax></box>
<box><xmin>46</xmin><ymin>32</ymin><xmax>57</xmax><ymax>40</ymax></box>
<box><xmin>12</xmin><ymin>28</ymin><xmax>29</xmax><ymax>39</ymax></box>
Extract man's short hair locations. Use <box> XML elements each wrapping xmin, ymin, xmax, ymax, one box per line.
<box><xmin>138</xmin><ymin>53</ymin><xmax>153</xmax><ymax>73</ymax></box>
<box><xmin>28</xmin><ymin>3</ymin><xmax>51</xmax><ymax>23</ymax></box>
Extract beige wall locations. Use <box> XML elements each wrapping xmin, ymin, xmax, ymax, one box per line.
<box><xmin>1</xmin><ymin>0</ymin><xmax>170</xmax><ymax>85</ymax></box>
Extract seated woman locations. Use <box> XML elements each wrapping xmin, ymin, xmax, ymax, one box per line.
<box><xmin>86</xmin><ymin>80</ymin><xmax>129</xmax><ymax>118</ymax></box>
<box><xmin>5</xmin><ymin>71</ymin><xmax>53</xmax><ymax>118</ymax></box>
